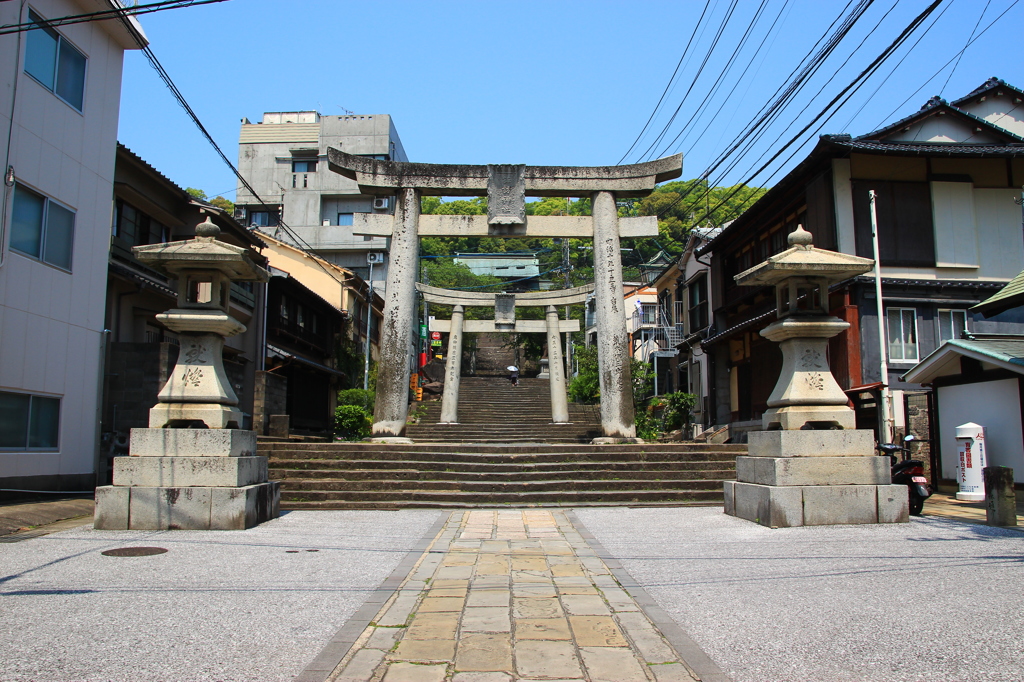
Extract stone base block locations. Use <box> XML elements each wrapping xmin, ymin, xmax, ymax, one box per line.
<box><xmin>746</xmin><ymin>429</ymin><xmax>875</xmax><ymax>458</ymax></box>
<box><xmin>94</xmin><ymin>482</ymin><xmax>280</xmax><ymax>530</ymax></box>
<box><xmin>367</xmin><ymin>437</ymin><xmax>415</xmax><ymax>444</ymax></box>
<box><xmin>130</xmin><ymin>428</ymin><xmax>257</xmax><ymax>458</ymax></box>
<box><xmin>736</xmin><ymin>455</ymin><xmax>891</xmax><ymax>486</ymax></box>
<box><xmin>94</xmin><ymin>486</ymin><xmax>129</xmax><ymax>530</ymax></box>
<box><xmin>726</xmin><ymin>482</ymin><xmax>909</xmax><ymax>527</ymax></box>
<box><xmin>149</xmin><ymin>403</ymin><xmax>243</xmax><ymax>430</ymax></box>
<box><xmin>762</xmin><ymin>405</ymin><xmax>856</xmax><ymax>431</ymax></box>
<box><xmin>113</xmin><ymin>456</ymin><xmax>267</xmax><ymax>487</ymax></box>
<box><xmin>591</xmin><ymin>437</ymin><xmax>645</xmax><ymax>445</ymax></box>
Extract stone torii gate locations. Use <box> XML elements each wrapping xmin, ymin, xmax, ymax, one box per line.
<box><xmin>420</xmin><ymin>283</ymin><xmax>594</xmax><ymax>425</ymax></box>
<box><xmin>327</xmin><ymin>149</ymin><xmax>683</xmax><ymax>440</ymax></box>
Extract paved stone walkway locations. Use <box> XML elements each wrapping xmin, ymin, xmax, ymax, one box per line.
<box><xmin>326</xmin><ymin>510</ymin><xmax>699</xmax><ymax>682</ymax></box>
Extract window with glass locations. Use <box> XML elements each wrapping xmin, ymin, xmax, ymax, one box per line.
<box><xmin>291</xmin><ymin>159</ymin><xmax>317</xmax><ymax>173</ymax></box>
<box><xmin>688</xmin><ymin>275</ymin><xmax>708</xmax><ymax>333</ymax></box>
<box><xmin>11</xmin><ymin>184</ymin><xmax>74</xmax><ymax>270</ymax></box>
<box><xmin>0</xmin><ymin>391</ymin><xmax>60</xmax><ymax>450</ymax></box>
<box><xmin>113</xmin><ymin>200</ymin><xmax>167</xmax><ymax>247</ymax></box>
<box><xmin>887</xmin><ymin>308</ymin><xmax>919</xmax><ymax>362</ymax></box>
<box><xmin>938</xmin><ymin>309</ymin><xmax>968</xmax><ymax>343</ymax></box>
<box><xmin>25</xmin><ymin>10</ymin><xmax>87</xmax><ymax>111</ymax></box>
<box><xmin>248</xmin><ymin>210</ymin><xmax>278</xmax><ymax>227</ymax></box>
<box><xmin>337</xmin><ymin>213</ymin><xmax>354</xmax><ymax>226</ymax></box>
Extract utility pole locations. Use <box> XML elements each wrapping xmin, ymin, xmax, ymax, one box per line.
<box><xmin>1014</xmin><ymin>185</ymin><xmax>1024</xmax><ymax>244</ymax></box>
<box><xmin>363</xmin><ymin>256</ymin><xmax>375</xmax><ymax>391</ymax></box>
<box><xmin>869</xmin><ymin>190</ymin><xmax>894</xmax><ymax>443</ymax></box>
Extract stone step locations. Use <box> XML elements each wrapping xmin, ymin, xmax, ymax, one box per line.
<box><xmin>271</xmin><ymin>467</ymin><xmax>733</xmax><ymax>482</ymax></box>
<box><xmin>269</xmin><ymin>460</ymin><xmax>734</xmax><ymax>475</ymax></box>
<box><xmin>280</xmin><ymin>500</ymin><xmax>716</xmax><ymax>510</ymax></box>
<box><xmin>263</xmin><ymin>449</ymin><xmax>741</xmax><ymax>464</ymax></box>
<box><xmin>278</xmin><ymin>489</ymin><xmax>724</xmax><ymax>504</ymax></box>
<box><xmin>278</xmin><ymin>478</ymin><xmax>723</xmax><ymax>493</ymax></box>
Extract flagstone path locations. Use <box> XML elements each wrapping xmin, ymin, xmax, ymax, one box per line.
<box><xmin>325</xmin><ymin>509</ymin><xmax>701</xmax><ymax>682</ymax></box>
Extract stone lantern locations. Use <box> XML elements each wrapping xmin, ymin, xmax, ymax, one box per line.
<box><xmin>136</xmin><ymin>217</ymin><xmax>267</xmax><ymax>430</ymax></box>
<box><xmin>94</xmin><ymin>217</ymin><xmax>280</xmax><ymax>530</ymax></box>
<box><xmin>723</xmin><ymin>225</ymin><xmax>909</xmax><ymax>527</ymax></box>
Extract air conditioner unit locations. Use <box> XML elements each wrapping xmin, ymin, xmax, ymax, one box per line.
<box><xmin>373</xmin><ymin>197</ymin><xmax>390</xmax><ymax>210</ymax></box>
<box><xmin>367</xmin><ymin>252</ymin><xmax>384</xmax><ymax>264</ymax></box>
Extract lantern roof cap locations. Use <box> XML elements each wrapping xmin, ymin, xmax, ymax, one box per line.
<box><xmin>734</xmin><ymin>225</ymin><xmax>873</xmax><ymax>287</ymax></box>
<box><xmin>133</xmin><ymin>217</ymin><xmax>269</xmax><ymax>282</ymax></box>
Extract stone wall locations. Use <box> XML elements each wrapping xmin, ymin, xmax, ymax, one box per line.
<box><xmin>254</xmin><ymin>371</ymin><xmax>288</xmax><ymax>435</ymax></box>
<box><xmin>103</xmin><ymin>342</ymin><xmax>178</xmax><ymax>434</ymax></box>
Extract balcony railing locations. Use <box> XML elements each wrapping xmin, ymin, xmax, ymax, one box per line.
<box><xmin>630</xmin><ymin>302</ymin><xmax>687</xmax><ymax>359</ymax></box>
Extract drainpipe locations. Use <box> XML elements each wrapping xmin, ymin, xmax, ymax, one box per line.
<box><xmin>869</xmin><ymin>190</ymin><xmax>894</xmax><ymax>443</ymax></box>
<box><xmin>0</xmin><ymin>1</ymin><xmax>28</xmax><ymax>269</ymax></box>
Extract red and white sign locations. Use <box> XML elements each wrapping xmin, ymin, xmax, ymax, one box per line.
<box><xmin>431</xmin><ymin>331</ymin><xmax>442</xmax><ymax>340</ymax></box>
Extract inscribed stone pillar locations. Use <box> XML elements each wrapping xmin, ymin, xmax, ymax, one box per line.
<box><xmin>372</xmin><ymin>188</ymin><xmax>420</xmax><ymax>437</ymax></box>
<box><xmin>545</xmin><ymin>306</ymin><xmax>569</xmax><ymax>423</ymax></box>
<box><xmin>592</xmin><ymin>191</ymin><xmax>636</xmax><ymax>438</ymax></box>
<box><xmin>439</xmin><ymin>305</ymin><xmax>465</xmax><ymax>424</ymax></box>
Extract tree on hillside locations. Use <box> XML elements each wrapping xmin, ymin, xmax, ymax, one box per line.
<box><xmin>638</xmin><ymin>179</ymin><xmax>766</xmax><ymax>252</ymax></box>
<box><xmin>185</xmin><ymin>187</ymin><xmax>235</xmax><ymax>215</ymax></box>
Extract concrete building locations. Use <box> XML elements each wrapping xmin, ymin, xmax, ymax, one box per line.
<box><xmin>698</xmin><ymin>78</ymin><xmax>1024</xmax><ymax>456</ymax></box>
<box><xmin>0</xmin><ymin>2</ymin><xmax>146</xmax><ymax>493</ymax></box>
<box><xmin>235</xmin><ymin>111</ymin><xmax>408</xmax><ymax>285</ymax></box>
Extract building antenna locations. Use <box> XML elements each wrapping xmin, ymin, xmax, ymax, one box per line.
<box><xmin>337</xmin><ymin>105</ymin><xmax>354</xmax><ymax>115</ymax></box>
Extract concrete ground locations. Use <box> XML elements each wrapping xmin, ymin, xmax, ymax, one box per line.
<box><xmin>0</xmin><ymin>509</ymin><xmax>442</xmax><ymax>682</ymax></box>
<box><xmin>1</xmin><ymin>501</ymin><xmax>1021</xmax><ymax>682</ymax></box>
<box><xmin>576</xmin><ymin>507</ymin><xmax>1024</xmax><ymax>682</ymax></box>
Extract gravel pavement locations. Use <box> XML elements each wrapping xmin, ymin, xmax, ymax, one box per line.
<box><xmin>0</xmin><ymin>509</ymin><xmax>442</xmax><ymax>682</ymax></box>
<box><xmin>574</xmin><ymin>507</ymin><xmax>1024</xmax><ymax>682</ymax></box>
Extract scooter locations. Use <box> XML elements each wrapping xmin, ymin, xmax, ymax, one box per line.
<box><xmin>877</xmin><ymin>435</ymin><xmax>932</xmax><ymax>516</ymax></box>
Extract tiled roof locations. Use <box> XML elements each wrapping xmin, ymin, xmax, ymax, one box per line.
<box><xmin>972</xmin><ymin>269</ymin><xmax>1024</xmax><ymax>318</ymax></box>
<box><xmin>951</xmin><ymin>77</ymin><xmax>1024</xmax><ymax>107</ymax></box>
<box><xmin>853</xmin><ymin>99</ymin><xmax>1024</xmax><ymax>143</ymax></box>
<box><xmin>824</xmin><ymin>137</ymin><xmax>1024</xmax><ymax>155</ymax></box>
<box><xmin>901</xmin><ymin>334</ymin><xmax>1024</xmax><ymax>384</ymax></box>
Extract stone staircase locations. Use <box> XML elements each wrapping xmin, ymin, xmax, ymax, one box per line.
<box><xmin>263</xmin><ymin>441</ymin><xmax>744</xmax><ymax>509</ymax></box>
<box><xmin>405</xmin><ymin>378</ymin><xmax>601</xmax><ymax>444</ymax></box>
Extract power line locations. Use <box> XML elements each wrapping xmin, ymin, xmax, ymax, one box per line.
<box><xmin>651</xmin><ymin>0</ymin><xmax>875</xmax><ymax>220</ymax></box>
<box><xmin>112</xmin><ymin>9</ymin><xmax>351</xmax><ymax>288</ymax></box>
<box><xmin>616</xmin><ymin>0</ymin><xmax>712</xmax><ymax>165</ymax></box>
<box><xmin>940</xmin><ymin>0</ymin><xmax>990</xmax><ymax>96</ymax></box>
<box><xmin>634</xmin><ymin>0</ymin><xmax>742</xmax><ymax>163</ymax></box>
<box><xmin>0</xmin><ymin>0</ymin><xmax>229</xmax><ymax>36</ymax></box>
<box><xmin>686</xmin><ymin>0</ymin><xmax>945</xmax><ymax>231</ymax></box>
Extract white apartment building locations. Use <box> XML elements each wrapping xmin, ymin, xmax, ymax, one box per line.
<box><xmin>235</xmin><ymin>112</ymin><xmax>409</xmax><ymax>286</ymax></box>
<box><xmin>0</xmin><ymin>1</ymin><xmax>146</xmax><ymax>492</ymax></box>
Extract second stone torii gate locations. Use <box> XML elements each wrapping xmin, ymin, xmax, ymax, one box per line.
<box><xmin>421</xmin><ymin>283</ymin><xmax>594</xmax><ymax>425</ymax></box>
<box><xmin>327</xmin><ymin>149</ymin><xmax>683</xmax><ymax>440</ymax></box>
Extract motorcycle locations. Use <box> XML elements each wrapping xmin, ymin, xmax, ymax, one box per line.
<box><xmin>877</xmin><ymin>435</ymin><xmax>931</xmax><ymax>516</ymax></box>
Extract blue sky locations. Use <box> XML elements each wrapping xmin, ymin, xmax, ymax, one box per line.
<box><xmin>116</xmin><ymin>0</ymin><xmax>1023</xmax><ymax>201</ymax></box>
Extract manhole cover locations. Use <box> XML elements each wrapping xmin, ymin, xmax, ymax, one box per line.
<box><xmin>101</xmin><ymin>547</ymin><xmax>168</xmax><ymax>557</ymax></box>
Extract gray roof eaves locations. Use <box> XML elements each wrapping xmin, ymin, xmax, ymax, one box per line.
<box><xmin>901</xmin><ymin>336</ymin><xmax>1024</xmax><ymax>383</ymax></box>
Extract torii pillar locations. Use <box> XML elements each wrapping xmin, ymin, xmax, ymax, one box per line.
<box><xmin>327</xmin><ymin>150</ymin><xmax>683</xmax><ymax>441</ymax></box>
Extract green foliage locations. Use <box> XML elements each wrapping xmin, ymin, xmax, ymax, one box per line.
<box><xmin>662</xmin><ymin>391</ymin><xmax>697</xmax><ymax>431</ymax></box>
<box><xmin>209</xmin><ymin>196</ymin><xmax>234</xmax><ymax>213</ymax></box>
<box><xmin>635</xmin><ymin>409</ymin><xmax>660</xmax><ymax>441</ymax></box>
<box><xmin>630</xmin><ymin>359</ymin><xmax>654</xmax><ymax>406</ymax></box>
<box><xmin>568</xmin><ymin>344</ymin><xmax>600</xmax><ymax>403</ymax></box>
<box><xmin>334</xmin><ymin>405</ymin><xmax>371</xmax><ymax>441</ymax></box>
<box><xmin>185</xmin><ymin>187</ymin><xmax>234</xmax><ymax>215</ymax></box>
<box><xmin>337</xmin><ymin>388</ymin><xmax>374</xmax><ymax>413</ymax></box>
<box><xmin>638</xmin><ymin>179</ymin><xmax>766</xmax><ymax>252</ymax></box>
